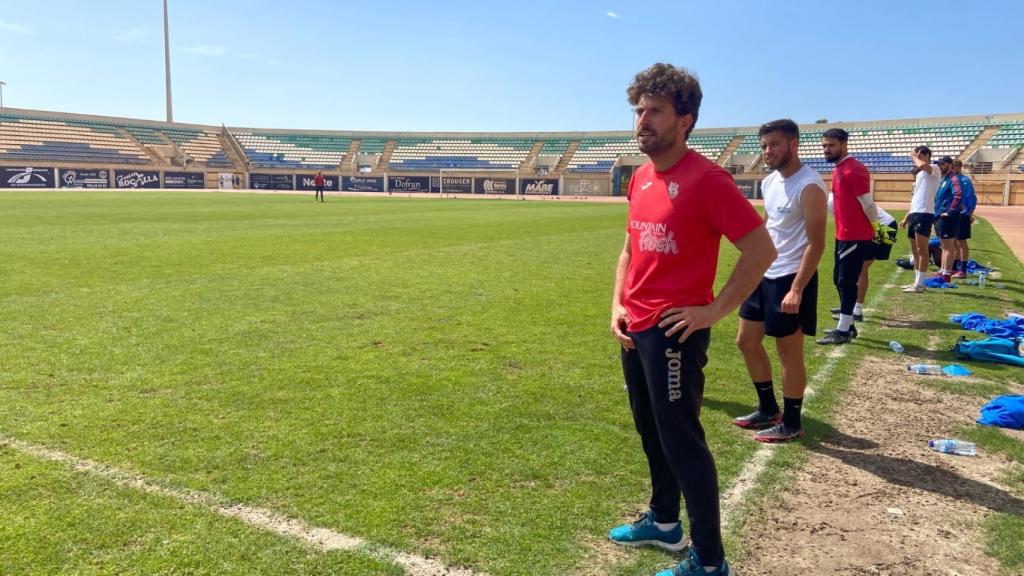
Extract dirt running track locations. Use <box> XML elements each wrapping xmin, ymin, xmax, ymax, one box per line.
<box><xmin>736</xmin><ymin>353</ymin><xmax>1024</xmax><ymax>575</ymax></box>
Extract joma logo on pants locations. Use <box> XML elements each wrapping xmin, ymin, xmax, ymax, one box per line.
<box><xmin>665</xmin><ymin>349</ymin><xmax>682</xmax><ymax>402</ymax></box>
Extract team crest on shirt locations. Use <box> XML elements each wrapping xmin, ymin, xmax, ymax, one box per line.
<box><xmin>667</xmin><ymin>181</ymin><xmax>679</xmax><ymax>199</ymax></box>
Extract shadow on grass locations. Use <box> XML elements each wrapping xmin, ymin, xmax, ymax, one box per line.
<box><xmin>808</xmin><ymin>440</ymin><xmax>1024</xmax><ymax>516</ymax></box>
<box><xmin>704</xmin><ymin>399</ymin><xmax>1024</xmax><ymax>516</ymax></box>
<box><xmin>919</xmin><ymin>289</ymin><xmax>1019</xmax><ymax>302</ymax></box>
<box><xmin>874</xmin><ymin>317</ymin><xmax>959</xmax><ymax>331</ymax></box>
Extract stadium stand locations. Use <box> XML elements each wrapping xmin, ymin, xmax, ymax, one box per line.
<box><xmin>233</xmin><ymin>131</ymin><xmax>351</xmax><ymax>169</ymax></box>
<box><xmin>387</xmin><ymin>137</ymin><xmax>535</xmax><ymax>170</ymax></box>
<box><xmin>730</xmin><ymin>123</ymin><xmax>984</xmax><ymax>173</ymax></box>
<box><xmin>566</xmin><ymin>133</ymin><xmax>734</xmax><ymax>173</ymax></box>
<box><xmin>982</xmin><ymin>121</ymin><xmax>1024</xmax><ymax>173</ymax></box>
<box><xmin>0</xmin><ymin>112</ymin><xmax>152</xmax><ymax>165</ymax></box>
<box><xmin>538</xmin><ymin>139</ymin><xmax>572</xmax><ymax>156</ymax></box>
<box><xmin>985</xmin><ymin>121</ymin><xmax>1024</xmax><ymax>149</ymax></box>
<box><xmin>357</xmin><ymin>138</ymin><xmax>389</xmax><ymax>155</ymax></box>
<box><xmin>0</xmin><ymin>110</ymin><xmax>238</xmax><ymax>169</ymax></box>
<box><xmin>732</xmin><ymin>132</ymin><xmax>762</xmax><ymax>156</ymax></box>
<box><xmin>3</xmin><ymin>107</ymin><xmax>1024</xmax><ymax>188</ymax></box>
<box><xmin>794</xmin><ymin>124</ymin><xmax>984</xmax><ymax>173</ymax></box>
<box><xmin>162</xmin><ymin>127</ymin><xmax>234</xmax><ymax>167</ymax></box>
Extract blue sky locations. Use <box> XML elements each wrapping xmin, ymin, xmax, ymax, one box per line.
<box><xmin>1</xmin><ymin>0</ymin><xmax>1022</xmax><ymax>132</ymax></box>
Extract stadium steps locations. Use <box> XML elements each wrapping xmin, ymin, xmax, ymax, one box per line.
<box><xmin>519</xmin><ymin>140</ymin><xmax>545</xmax><ymax>172</ymax></box>
<box><xmin>377</xmin><ymin>140</ymin><xmax>396</xmax><ymax>171</ymax></box>
<box><xmin>1001</xmin><ymin>146</ymin><xmax>1024</xmax><ymax>171</ymax></box>
<box><xmin>341</xmin><ymin>139</ymin><xmax>361</xmax><ymax>172</ymax></box>
<box><xmin>961</xmin><ymin>125</ymin><xmax>1001</xmax><ymax>162</ymax></box>
<box><xmin>219</xmin><ymin>127</ymin><xmax>249</xmax><ymax>170</ymax></box>
<box><xmin>150</xmin><ymin>129</ymin><xmax>189</xmax><ymax>167</ymax></box>
<box><xmin>553</xmin><ymin>140</ymin><xmax>580</xmax><ymax>174</ymax></box>
<box><xmin>119</xmin><ymin>127</ymin><xmax>167</xmax><ymax>165</ymax></box>
<box><xmin>717</xmin><ymin>134</ymin><xmax>745</xmax><ymax>166</ymax></box>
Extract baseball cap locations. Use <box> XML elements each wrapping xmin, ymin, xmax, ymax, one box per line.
<box><xmin>937</xmin><ymin>155</ymin><xmax>954</xmax><ymax>164</ymax></box>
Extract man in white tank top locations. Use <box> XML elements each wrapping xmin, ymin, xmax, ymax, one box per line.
<box><xmin>734</xmin><ymin>119</ymin><xmax>827</xmax><ymax>442</ymax></box>
<box><xmin>899</xmin><ymin>146</ymin><xmax>941</xmax><ymax>292</ymax></box>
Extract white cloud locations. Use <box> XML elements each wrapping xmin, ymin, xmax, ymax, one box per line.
<box><xmin>113</xmin><ymin>26</ymin><xmax>147</xmax><ymax>43</ymax></box>
<box><xmin>0</xmin><ymin>19</ymin><xmax>30</xmax><ymax>33</ymax></box>
<box><xmin>605</xmin><ymin>11</ymin><xmax>620</xmax><ymax>18</ymax></box>
<box><xmin>185</xmin><ymin>45</ymin><xmax>228</xmax><ymax>56</ymax></box>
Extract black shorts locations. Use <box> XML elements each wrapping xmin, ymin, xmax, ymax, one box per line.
<box><xmin>935</xmin><ymin>213</ymin><xmax>960</xmax><ymax>239</ymax></box>
<box><xmin>956</xmin><ymin>214</ymin><xmax>972</xmax><ymax>240</ymax></box>
<box><xmin>868</xmin><ymin>222</ymin><xmax>898</xmax><ymax>260</ymax></box>
<box><xmin>906</xmin><ymin>212</ymin><xmax>934</xmax><ymax>239</ymax></box>
<box><xmin>739</xmin><ymin>272</ymin><xmax>818</xmax><ymax>337</ymax></box>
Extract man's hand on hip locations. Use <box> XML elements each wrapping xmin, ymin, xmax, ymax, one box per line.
<box><xmin>659</xmin><ymin>305</ymin><xmax>719</xmax><ymax>343</ymax></box>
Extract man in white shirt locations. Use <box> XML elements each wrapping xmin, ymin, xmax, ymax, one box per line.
<box><xmin>900</xmin><ymin>146</ymin><xmax>941</xmax><ymax>292</ymax></box>
<box><xmin>734</xmin><ymin>119</ymin><xmax>827</xmax><ymax>442</ymax></box>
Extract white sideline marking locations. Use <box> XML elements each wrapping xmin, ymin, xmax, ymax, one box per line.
<box><xmin>0</xmin><ymin>436</ymin><xmax>485</xmax><ymax>576</ymax></box>
<box><xmin>720</xmin><ymin>266</ymin><xmax>902</xmax><ymax>526</ymax></box>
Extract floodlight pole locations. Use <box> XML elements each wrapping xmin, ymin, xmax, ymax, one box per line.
<box><xmin>0</xmin><ymin>81</ymin><xmax>6</xmax><ymax>108</ymax></box>
<box><xmin>163</xmin><ymin>0</ymin><xmax>173</xmax><ymax>122</ymax></box>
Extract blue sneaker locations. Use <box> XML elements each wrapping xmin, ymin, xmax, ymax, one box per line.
<box><xmin>608</xmin><ymin>511</ymin><xmax>685</xmax><ymax>552</ymax></box>
<box><xmin>655</xmin><ymin>547</ymin><xmax>732</xmax><ymax>576</ymax></box>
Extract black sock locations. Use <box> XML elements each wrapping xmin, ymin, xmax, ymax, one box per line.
<box><xmin>754</xmin><ymin>380</ymin><xmax>779</xmax><ymax>415</ymax></box>
<box><xmin>783</xmin><ymin>396</ymin><xmax>803</xmax><ymax>429</ymax></box>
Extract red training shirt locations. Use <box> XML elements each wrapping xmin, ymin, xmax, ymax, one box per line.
<box><xmin>830</xmin><ymin>156</ymin><xmax>872</xmax><ymax>241</ymax></box>
<box><xmin>314</xmin><ymin>174</ymin><xmax>325</xmax><ymax>186</ymax></box>
<box><xmin>623</xmin><ymin>151</ymin><xmax>763</xmax><ymax>332</ymax></box>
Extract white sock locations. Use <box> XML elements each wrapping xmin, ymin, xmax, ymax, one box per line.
<box><xmin>914</xmin><ymin>270</ymin><xmax>924</xmax><ymax>286</ymax></box>
<box><xmin>853</xmin><ymin>303</ymin><xmax>864</xmax><ymax>316</ymax></box>
<box><xmin>837</xmin><ymin>314</ymin><xmax>853</xmax><ymax>332</ymax></box>
<box><xmin>654</xmin><ymin>521</ymin><xmax>679</xmax><ymax>531</ymax></box>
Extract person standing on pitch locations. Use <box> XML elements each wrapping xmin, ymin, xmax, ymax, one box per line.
<box><xmin>817</xmin><ymin>128</ymin><xmax>879</xmax><ymax>345</ymax></box>
<box><xmin>608</xmin><ymin>62</ymin><xmax>775</xmax><ymax>576</ymax></box>
<box><xmin>314</xmin><ymin>170</ymin><xmax>326</xmax><ymax>202</ymax></box>
<box><xmin>734</xmin><ymin>119</ymin><xmax>826</xmax><ymax>442</ymax></box>
<box><xmin>952</xmin><ymin>159</ymin><xmax>976</xmax><ymax>278</ymax></box>
<box><xmin>932</xmin><ymin>156</ymin><xmax>962</xmax><ymax>282</ymax></box>
<box><xmin>828</xmin><ymin>203</ymin><xmax>898</xmax><ymax>321</ymax></box>
<box><xmin>899</xmin><ymin>146</ymin><xmax>941</xmax><ymax>292</ymax></box>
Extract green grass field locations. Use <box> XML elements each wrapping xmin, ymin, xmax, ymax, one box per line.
<box><xmin>0</xmin><ymin>192</ymin><xmax>1020</xmax><ymax>575</ymax></box>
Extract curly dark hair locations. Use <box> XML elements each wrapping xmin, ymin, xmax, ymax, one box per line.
<box><xmin>627</xmin><ymin>63</ymin><xmax>703</xmax><ymax>139</ymax></box>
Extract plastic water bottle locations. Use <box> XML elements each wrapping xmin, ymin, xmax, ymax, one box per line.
<box><xmin>908</xmin><ymin>364</ymin><xmax>942</xmax><ymax>375</ymax></box>
<box><xmin>928</xmin><ymin>439</ymin><xmax>977</xmax><ymax>456</ymax></box>
<box><xmin>978</xmin><ymin>271</ymin><xmax>987</xmax><ymax>289</ymax></box>
<box><xmin>889</xmin><ymin>341</ymin><xmax>904</xmax><ymax>353</ymax></box>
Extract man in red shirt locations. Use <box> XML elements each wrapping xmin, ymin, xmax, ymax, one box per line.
<box><xmin>314</xmin><ymin>170</ymin><xmax>326</xmax><ymax>202</ymax></box>
<box><xmin>817</xmin><ymin>128</ymin><xmax>878</xmax><ymax>345</ymax></box>
<box><xmin>607</xmin><ymin>63</ymin><xmax>776</xmax><ymax>576</ymax></box>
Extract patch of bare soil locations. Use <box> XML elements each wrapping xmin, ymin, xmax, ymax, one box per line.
<box><xmin>737</xmin><ymin>356</ymin><xmax>1024</xmax><ymax>575</ymax></box>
